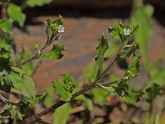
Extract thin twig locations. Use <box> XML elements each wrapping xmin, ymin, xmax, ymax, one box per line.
<box><xmin>101</xmin><ymin>80</ymin><xmax>119</xmax><ymax>86</ymax></box>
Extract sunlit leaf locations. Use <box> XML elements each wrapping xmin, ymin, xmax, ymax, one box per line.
<box><xmin>0</xmin><ymin>19</ymin><xmax>13</xmax><ymax>32</ymax></box>
<box><xmin>6</xmin><ymin>67</ymin><xmax>36</xmax><ymax>98</ymax></box>
<box><xmin>25</xmin><ymin>0</ymin><xmax>52</xmax><ymax>7</ymax></box>
<box><xmin>7</xmin><ymin>3</ymin><xmax>26</xmax><ymax>26</ymax></box>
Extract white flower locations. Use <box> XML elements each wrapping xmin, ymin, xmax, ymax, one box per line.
<box><xmin>58</xmin><ymin>25</ymin><xmax>65</xmax><ymax>33</ymax></box>
<box><xmin>2</xmin><ymin>69</ymin><xmax>8</xmax><ymax>75</ymax></box>
<box><xmin>124</xmin><ymin>28</ymin><xmax>131</xmax><ymax>36</ymax></box>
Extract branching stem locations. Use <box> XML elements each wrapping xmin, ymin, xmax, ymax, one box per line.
<box><xmin>22</xmin><ymin>46</ymin><xmax>121</xmax><ymax>124</ymax></box>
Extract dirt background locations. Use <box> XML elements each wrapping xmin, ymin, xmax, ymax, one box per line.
<box><xmin>13</xmin><ymin>1</ymin><xmax>165</xmax><ymax>92</ymax></box>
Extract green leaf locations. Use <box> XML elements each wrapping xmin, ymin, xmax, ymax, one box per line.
<box><xmin>43</xmin><ymin>88</ymin><xmax>55</xmax><ymax>107</ymax></box>
<box><xmin>0</xmin><ymin>19</ymin><xmax>13</xmax><ymax>32</ymax></box>
<box><xmin>25</xmin><ymin>0</ymin><xmax>52</xmax><ymax>7</ymax></box>
<box><xmin>85</xmin><ymin>62</ymin><xmax>97</xmax><ymax>83</ymax></box>
<box><xmin>16</xmin><ymin>48</ymin><xmax>33</xmax><ymax>76</ymax></box>
<box><xmin>92</xmin><ymin>88</ymin><xmax>109</xmax><ymax>105</ymax></box>
<box><xmin>7</xmin><ymin>3</ymin><xmax>26</xmax><ymax>26</ymax></box>
<box><xmin>28</xmin><ymin>92</ymin><xmax>46</xmax><ymax>105</ymax></box>
<box><xmin>108</xmin><ymin>25</ymin><xmax>122</xmax><ymax>41</ymax></box>
<box><xmin>117</xmin><ymin>44</ymin><xmax>139</xmax><ymax>61</ymax></box>
<box><xmin>123</xmin><ymin>92</ymin><xmax>143</xmax><ymax>103</ymax></box>
<box><xmin>145</xmin><ymin>83</ymin><xmax>162</xmax><ymax>102</ymax></box>
<box><xmin>95</xmin><ymin>35</ymin><xmax>108</xmax><ymax>77</ymax></box>
<box><xmin>33</xmin><ymin>43</ymin><xmax>40</xmax><ymax>50</ymax></box>
<box><xmin>6</xmin><ymin>67</ymin><xmax>36</xmax><ymax>98</ymax></box>
<box><xmin>122</xmin><ymin>56</ymin><xmax>141</xmax><ymax>81</ymax></box>
<box><xmin>104</xmin><ymin>41</ymin><xmax>118</xmax><ymax>58</ymax></box>
<box><xmin>131</xmin><ymin>5</ymin><xmax>154</xmax><ymax>62</ymax></box>
<box><xmin>40</xmin><ymin>44</ymin><xmax>64</xmax><ymax>59</ymax></box>
<box><xmin>45</xmin><ymin>16</ymin><xmax>63</xmax><ymax>35</ymax></box>
<box><xmin>52</xmin><ymin>74</ymin><xmax>75</xmax><ymax>102</ymax></box>
<box><xmin>97</xmin><ymin>83</ymin><xmax>115</xmax><ymax>93</ymax></box>
<box><xmin>53</xmin><ymin>103</ymin><xmax>71</xmax><ymax>124</ymax></box>
<box><xmin>0</xmin><ymin>104</ymin><xmax>14</xmax><ymax>116</ymax></box>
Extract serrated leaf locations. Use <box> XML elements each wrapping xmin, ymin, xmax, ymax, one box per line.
<box><xmin>6</xmin><ymin>67</ymin><xmax>36</xmax><ymax>98</ymax></box>
<box><xmin>53</xmin><ymin>103</ymin><xmax>71</xmax><ymax>124</ymax></box>
<box><xmin>40</xmin><ymin>44</ymin><xmax>64</xmax><ymax>59</ymax></box>
<box><xmin>25</xmin><ymin>0</ymin><xmax>52</xmax><ymax>7</ymax></box>
<box><xmin>123</xmin><ymin>92</ymin><xmax>143</xmax><ymax>103</ymax></box>
<box><xmin>123</xmin><ymin>56</ymin><xmax>141</xmax><ymax>80</ymax></box>
<box><xmin>7</xmin><ymin>3</ymin><xmax>26</xmax><ymax>26</ymax></box>
<box><xmin>95</xmin><ymin>35</ymin><xmax>108</xmax><ymax>77</ymax></box>
<box><xmin>52</xmin><ymin>74</ymin><xmax>75</xmax><ymax>102</ymax></box>
<box><xmin>108</xmin><ymin>25</ymin><xmax>122</xmax><ymax>41</ymax></box>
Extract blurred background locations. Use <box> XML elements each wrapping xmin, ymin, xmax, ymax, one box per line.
<box><xmin>1</xmin><ymin>0</ymin><xmax>165</xmax><ymax>123</ymax></box>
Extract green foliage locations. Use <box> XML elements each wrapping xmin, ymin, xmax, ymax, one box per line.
<box><xmin>23</xmin><ymin>0</ymin><xmax>52</xmax><ymax>8</ymax></box>
<box><xmin>0</xmin><ymin>19</ymin><xmax>12</xmax><ymax>32</ymax></box>
<box><xmin>53</xmin><ymin>103</ymin><xmax>71</xmax><ymax>124</ymax></box>
<box><xmin>121</xmin><ymin>56</ymin><xmax>141</xmax><ymax>82</ymax></box>
<box><xmin>85</xmin><ymin>62</ymin><xmax>97</xmax><ymax>83</ymax></box>
<box><xmin>52</xmin><ymin>74</ymin><xmax>75</xmax><ymax>102</ymax></box>
<box><xmin>1</xmin><ymin>2</ymin><xmax>163</xmax><ymax>123</ymax></box>
<box><xmin>40</xmin><ymin>44</ymin><xmax>64</xmax><ymax>59</ymax></box>
<box><xmin>131</xmin><ymin>4</ymin><xmax>154</xmax><ymax>61</ymax></box>
<box><xmin>7</xmin><ymin>3</ymin><xmax>26</xmax><ymax>27</ymax></box>
<box><xmin>45</xmin><ymin>17</ymin><xmax>63</xmax><ymax>46</ymax></box>
<box><xmin>6</xmin><ymin>67</ymin><xmax>36</xmax><ymax>99</ymax></box>
<box><xmin>95</xmin><ymin>34</ymin><xmax>108</xmax><ymax>77</ymax></box>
